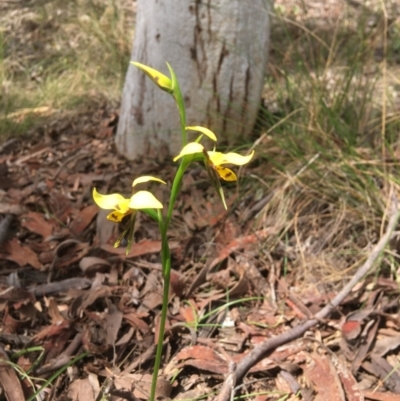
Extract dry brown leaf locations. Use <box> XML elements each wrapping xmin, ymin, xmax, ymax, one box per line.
<box><xmin>115</xmin><ymin>326</ymin><xmax>135</xmax><ymax>346</ymax></box>
<box><xmin>0</xmin><ymin>346</ymin><xmax>25</xmax><ymax>401</ymax></box>
<box><xmin>209</xmin><ymin>228</ymin><xmax>273</xmax><ymax>270</ymax></box>
<box><xmin>0</xmin><ymin>237</ymin><xmax>41</xmax><ymax>269</ymax></box>
<box><xmin>52</xmin><ymin>240</ymin><xmax>89</xmax><ymax>269</ymax></box>
<box><xmin>175</xmin><ymin>387</ymin><xmax>213</xmax><ymax>401</ymax></box>
<box><xmin>140</xmin><ymin>291</ymin><xmax>163</xmax><ymax>311</ymax></box>
<box><xmin>341</xmin><ymin>307</ymin><xmax>375</xmax><ymax>342</ymax></box>
<box><xmin>364</xmin><ymin>356</ymin><xmax>400</xmax><ymax>393</ymax></box>
<box><xmin>342</xmin><ymin>320</ymin><xmax>363</xmax><ymax>341</ymax></box>
<box><xmin>67</xmin><ymin>377</ymin><xmax>97</xmax><ymax>401</ymax></box>
<box><xmin>226</xmin><ymin>263</ymin><xmax>250</xmax><ymax>296</ymax></box>
<box><xmin>175</xmin><ymin>345</ymin><xmax>228</xmax><ymax>374</ymax></box>
<box><xmin>372</xmin><ymin>333</ymin><xmax>400</xmax><ymax>357</ymax></box>
<box><xmin>113</xmin><ymin>373</ymin><xmax>171</xmax><ymax>400</ymax></box>
<box><xmin>180</xmin><ymin>301</ymin><xmax>197</xmax><ymax>325</ymax></box>
<box><xmin>331</xmin><ymin>353</ymin><xmax>364</xmax><ymax>401</ymax></box>
<box><xmin>69</xmin><ymin>204</ymin><xmax>98</xmax><ymax>236</ymax></box>
<box><xmin>20</xmin><ymin>211</ymin><xmax>56</xmax><ymax>238</ymax></box>
<box><xmin>0</xmin><ymin>286</ymin><xmax>35</xmax><ymax>304</ymax></box>
<box><xmin>47</xmin><ymin>297</ymin><xmax>64</xmax><ymax>324</ymax></box>
<box><xmin>169</xmin><ymin>268</ymin><xmax>186</xmax><ymax>297</ymax></box>
<box><xmin>101</xmin><ymin>239</ymin><xmax>180</xmax><ymax>257</ymax></box>
<box><xmin>214</xmin><ymin>217</ymin><xmax>240</xmax><ymax>249</ymax></box>
<box><xmin>105</xmin><ymin>303</ymin><xmax>123</xmax><ymax>346</ymax></box>
<box><xmin>69</xmin><ymin>286</ymin><xmax>112</xmax><ymax>319</ymax></box>
<box><xmin>32</xmin><ymin>319</ymin><xmax>71</xmax><ymax>342</ymax></box>
<box><xmin>0</xmin><ymin>203</ymin><xmax>25</xmax><ymax>215</ymax></box>
<box><xmin>123</xmin><ymin>312</ymin><xmax>150</xmax><ymax>333</ymax></box>
<box><xmin>352</xmin><ymin>318</ymin><xmax>380</xmax><ymax>374</ymax></box>
<box><xmin>303</xmin><ymin>353</ymin><xmax>346</xmax><ymax>401</ymax></box>
<box><xmin>79</xmin><ymin>256</ymin><xmax>111</xmax><ymax>274</ymax></box>
<box><xmin>48</xmin><ymin>192</ymin><xmax>74</xmax><ymax>223</ymax></box>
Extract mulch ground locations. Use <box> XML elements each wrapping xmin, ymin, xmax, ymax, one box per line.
<box><xmin>1</xmin><ymin>106</ymin><xmax>400</xmax><ymax>401</ymax></box>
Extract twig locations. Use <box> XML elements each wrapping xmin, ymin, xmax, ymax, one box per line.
<box><xmin>51</xmin><ymin>151</ymin><xmax>89</xmax><ymax>181</ymax></box>
<box><xmin>35</xmin><ymin>333</ymin><xmax>83</xmax><ymax>375</ymax></box>
<box><xmin>215</xmin><ymin>197</ymin><xmax>400</xmax><ymax>401</ymax></box>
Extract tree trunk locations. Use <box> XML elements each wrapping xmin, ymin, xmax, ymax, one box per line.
<box><xmin>116</xmin><ymin>0</ymin><xmax>272</xmax><ymax>160</ymax></box>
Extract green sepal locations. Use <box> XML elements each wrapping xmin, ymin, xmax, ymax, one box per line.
<box><xmin>167</xmin><ymin>62</ymin><xmax>187</xmax><ymax>146</ymax></box>
<box><xmin>113</xmin><ymin>228</ymin><xmax>130</xmax><ymax>249</ymax></box>
<box><xmin>132</xmin><ymin>61</ymin><xmax>173</xmax><ymax>94</ymax></box>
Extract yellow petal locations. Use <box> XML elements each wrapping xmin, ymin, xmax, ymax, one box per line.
<box><xmin>107</xmin><ymin>210</ymin><xmax>133</xmax><ymax>223</ymax></box>
<box><xmin>132</xmin><ymin>176</ymin><xmax>167</xmax><ymax>187</ymax></box>
<box><xmin>128</xmin><ymin>190</ymin><xmax>163</xmax><ymax>209</ymax></box>
<box><xmin>203</xmin><ymin>161</ymin><xmax>228</xmax><ymax>209</ymax></box>
<box><xmin>173</xmin><ymin>142</ymin><xmax>204</xmax><ymax>162</ymax></box>
<box><xmin>131</xmin><ymin>62</ymin><xmax>173</xmax><ymax>92</ymax></box>
<box><xmin>216</xmin><ymin>166</ymin><xmax>237</xmax><ymax>181</ymax></box>
<box><xmin>185</xmin><ymin>126</ymin><xmax>217</xmax><ymax>141</ymax></box>
<box><xmin>93</xmin><ymin>188</ymin><xmax>130</xmax><ymax>213</ymax></box>
<box><xmin>208</xmin><ymin>150</ymin><xmax>254</xmax><ymax>166</ymax></box>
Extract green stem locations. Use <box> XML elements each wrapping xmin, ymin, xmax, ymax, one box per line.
<box><xmin>150</xmin><ymin>158</ymin><xmax>187</xmax><ymax>401</ymax></box>
<box><xmin>149</xmin><ymin>211</ymin><xmax>171</xmax><ymax>401</ymax></box>
<box><xmin>165</xmin><ymin>160</ymin><xmax>188</xmax><ymax>228</ymax></box>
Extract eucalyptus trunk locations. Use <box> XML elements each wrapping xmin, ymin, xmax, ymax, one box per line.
<box><xmin>116</xmin><ymin>0</ymin><xmax>272</xmax><ymax>160</ymax></box>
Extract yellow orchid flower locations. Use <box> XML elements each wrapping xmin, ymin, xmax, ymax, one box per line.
<box><xmin>131</xmin><ymin>62</ymin><xmax>173</xmax><ymax>93</ymax></box>
<box><xmin>174</xmin><ymin>142</ymin><xmax>254</xmax><ymax>209</ymax></box>
<box><xmin>174</xmin><ymin>142</ymin><xmax>254</xmax><ymax>181</ymax></box>
<box><xmin>93</xmin><ymin>176</ymin><xmax>166</xmax><ymax>223</ymax></box>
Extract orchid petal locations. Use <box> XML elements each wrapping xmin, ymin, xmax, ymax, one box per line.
<box><xmin>208</xmin><ymin>150</ymin><xmax>254</xmax><ymax>166</ymax></box>
<box><xmin>93</xmin><ymin>189</ymin><xmax>130</xmax><ymax>213</ymax></box>
<box><xmin>132</xmin><ymin>176</ymin><xmax>166</xmax><ymax>187</ymax></box>
<box><xmin>106</xmin><ymin>210</ymin><xmax>133</xmax><ymax>223</ymax></box>
<box><xmin>131</xmin><ymin>62</ymin><xmax>173</xmax><ymax>92</ymax></box>
<box><xmin>173</xmin><ymin>142</ymin><xmax>204</xmax><ymax>162</ymax></box>
<box><xmin>216</xmin><ymin>166</ymin><xmax>237</xmax><ymax>181</ymax></box>
<box><xmin>185</xmin><ymin>126</ymin><xmax>217</xmax><ymax>141</ymax></box>
<box><xmin>129</xmin><ymin>190</ymin><xmax>163</xmax><ymax>209</ymax></box>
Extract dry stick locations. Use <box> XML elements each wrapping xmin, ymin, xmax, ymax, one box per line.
<box><xmin>216</xmin><ymin>199</ymin><xmax>400</xmax><ymax>401</ymax></box>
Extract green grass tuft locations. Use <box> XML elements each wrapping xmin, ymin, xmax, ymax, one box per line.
<box><xmin>0</xmin><ymin>0</ymin><xmax>134</xmax><ymax>140</ymax></box>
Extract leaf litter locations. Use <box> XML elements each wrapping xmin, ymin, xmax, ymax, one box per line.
<box><xmin>0</xmin><ymin>106</ymin><xmax>399</xmax><ymax>401</ymax></box>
